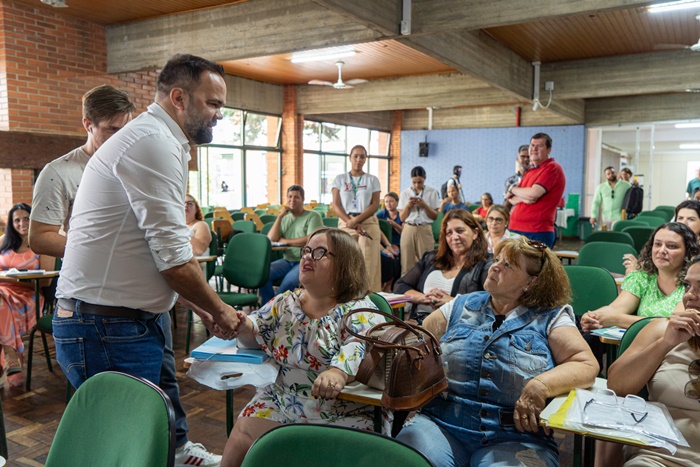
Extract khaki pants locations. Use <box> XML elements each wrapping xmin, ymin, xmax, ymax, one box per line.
<box><xmin>338</xmin><ymin>216</ymin><xmax>382</xmax><ymax>292</ymax></box>
<box><xmin>400</xmin><ymin>224</ymin><xmax>435</xmax><ymax>275</ymax></box>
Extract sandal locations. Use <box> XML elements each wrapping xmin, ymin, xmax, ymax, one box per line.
<box><xmin>3</xmin><ymin>346</ymin><xmax>22</xmax><ymax>376</ymax></box>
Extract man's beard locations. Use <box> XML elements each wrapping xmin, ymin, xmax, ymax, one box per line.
<box><xmin>185</xmin><ymin>113</ymin><xmax>214</xmax><ymax>145</ymax></box>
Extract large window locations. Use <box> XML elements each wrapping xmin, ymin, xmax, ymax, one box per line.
<box><xmin>189</xmin><ymin>108</ymin><xmax>281</xmax><ymax>209</ymax></box>
<box><xmin>303</xmin><ymin>121</ymin><xmax>390</xmax><ymax>203</ymax></box>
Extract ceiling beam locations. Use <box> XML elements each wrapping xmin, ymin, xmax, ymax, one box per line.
<box><xmin>297</xmin><ymin>73</ymin><xmax>520</xmax><ymax>114</ymax></box>
<box><xmin>310</xmin><ymin>0</ymin><xmax>400</xmax><ymax>36</ymax></box>
<box><xmin>542</xmin><ymin>51</ymin><xmax>700</xmax><ymax>100</ymax></box>
<box><xmin>411</xmin><ymin>0</ymin><xmax>654</xmax><ymax>33</ymax></box>
<box><xmin>586</xmin><ymin>93</ymin><xmax>700</xmax><ymax>125</ymax></box>
<box><xmin>402</xmin><ymin>105</ymin><xmax>574</xmax><ymax>130</ymax></box>
<box><xmin>106</xmin><ymin>0</ymin><xmax>383</xmax><ymax>72</ymax></box>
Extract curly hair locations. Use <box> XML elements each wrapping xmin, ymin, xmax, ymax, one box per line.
<box><xmin>636</xmin><ymin>222</ymin><xmax>699</xmax><ymax>286</ymax></box>
<box><xmin>433</xmin><ymin>209</ymin><xmax>489</xmax><ymax>271</ymax></box>
<box><xmin>1</xmin><ymin>203</ymin><xmax>31</xmax><ymax>254</ymax></box>
<box><xmin>494</xmin><ymin>237</ymin><xmax>571</xmax><ymax>310</ymax></box>
<box><xmin>186</xmin><ymin>194</ymin><xmax>204</xmax><ymax>221</ymax></box>
<box><xmin>307</xmin><ymin>228</ymin><xmax>369</xmax><ymax>303</ymax></box>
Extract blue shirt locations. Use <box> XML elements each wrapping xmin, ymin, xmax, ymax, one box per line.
<box><xmin>376</xmin><ymin>208</ymin><xmax>402</xmax><ymax>246</ymax></box>
<box><xmin>442</xmin><ymin>202</ymin><xmax>469</xmax><ymax>214</ymax></box>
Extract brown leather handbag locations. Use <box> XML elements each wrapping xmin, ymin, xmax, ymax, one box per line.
<box><xmin>343</xmin><ymin>308</ymin><xmax>447</xmax><ymax>411</ymax></box>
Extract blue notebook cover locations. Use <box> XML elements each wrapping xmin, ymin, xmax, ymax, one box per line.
<box><xmin>190</xmin><ymin>337</ymin><xmax>268</xmax><ymax>364</ymax></box>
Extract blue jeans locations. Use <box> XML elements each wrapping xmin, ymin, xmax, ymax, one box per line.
<box><xmin>259</xmin><ymin>259</ymin><xmax>300</xmax><ymax>305</ymax></box>
<box><xmin>397</xmin><ymin>413</ymin><xmax>559</xmax><ymax>467</ymax></box>
<box><xmin>53</xmin><ymin>303</ymin><xmax>189</xmax><ymax>447</ymax></box>
<box><xmin>509</xmin><ymin>230</ymin><xmax>556</xmax><ymax>248</ymax></box>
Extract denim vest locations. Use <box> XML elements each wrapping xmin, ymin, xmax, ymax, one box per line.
<box><xmin>423</xmin><ymin>292</ymin><xmax>571</xmax><ymax>448</ymax></box>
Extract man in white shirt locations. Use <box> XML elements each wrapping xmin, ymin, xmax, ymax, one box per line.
<box><xmin>54</xmin><ymin>54</ymin><xmax>239</xmax><ymax>467</ymax></box>
<box><xmin>398</xmin><ymin>166</ymin><xmax>441</xmax><ymax>275</ymax></box>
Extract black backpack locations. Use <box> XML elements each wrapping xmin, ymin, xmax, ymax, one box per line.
<box><xmin>440</xmin><ymin>180</ymin><xmax>449</xmax><ymax>199</ymax></box>
<box><xmin>622</xmin><ymin>186</ymin><xmax>644</xmax><ymax>216</ymax></box>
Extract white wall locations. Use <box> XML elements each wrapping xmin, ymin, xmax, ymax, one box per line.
<box><xmin>638</xmin><ymin>151</ymin><xmax>700</xmax><ymax>209</ymax></box>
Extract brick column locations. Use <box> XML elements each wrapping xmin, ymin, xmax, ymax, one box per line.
<box><xmin>389</xmin><ymin>110</ymin><xmax>402</xmax><ymax>193</ymax></box>
<box><xmin>281</xmin><ymin>85</ymin><xmax>303</xmax><ymax>190</ymax></box>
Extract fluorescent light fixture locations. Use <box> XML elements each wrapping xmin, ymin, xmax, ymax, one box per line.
<box><xmin>648</xmin><ymin>0</ymin><xmax>700</xmax><ymax>13</ymax></box>
<box><xmin>680</xmin><ymin>143</ymin><xmax>700</xmax><ymax>149</ymax></box>
<box><xmin>290</xmin><ymin>46</ymin><xmax>356</xmax><ymax>64</ymax></box>
<box><xmin>675</xmin><ymin>123</ymin><xmax>700</xmax><ymax>128</ymax></box>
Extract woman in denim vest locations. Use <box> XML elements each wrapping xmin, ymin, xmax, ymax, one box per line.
<box><xmin>397</xmin><ymin>237</ymin><xmax>599</xmax><ymax>466</ymax></box>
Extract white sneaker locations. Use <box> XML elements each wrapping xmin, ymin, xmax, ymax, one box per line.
<box><xmin>175</xmin><ymin>441</ymin><xmax>222</xmax><ymax>467</ymax></box>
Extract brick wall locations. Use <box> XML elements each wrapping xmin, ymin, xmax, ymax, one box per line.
<box><xmin>281</xmin><ymin>84</ymin><xmax>302</xmax><ymax>190</ymax></box>
<box><xmin>390</xmin><ymin>110</ymin><xmax>402</xmax><ymax>193</ymax></box>
<box><xmin>0</xmin><ymin>168</ymin><xmax>33</xmax><ymax>230</ymax></box>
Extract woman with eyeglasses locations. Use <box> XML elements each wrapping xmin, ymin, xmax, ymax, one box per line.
<box><xmin>605</xmin><ymin>256</ymin><xmax>700</xmax><ymax>466</ymax></box>
<box><xmin>184</xmin><ymin>194</ymin><xmax>212</xmax><ymax>256</ymax></box>
<box><xmin>394</xmin><ymin>209</ymin><xmax>492</xmax><ymax>323</ymax></box>
<box><xmin>485</xmin><ymin>204</ymin><xmax>520</xmax><ymax>253</ymax></box>
<box><xmin>583</xmin><ymin>222</ymin><xmax>699</xmax><ymax>332</ymax></box>
<box><xmin>222</xmin><ymin>228</ymin><xmax>384</xmax><ymax>467</ymax></box>
<box><xmin>396</xmin><ymin>237</ymin><xmax>598</xmax><ymax>466</ymax></box>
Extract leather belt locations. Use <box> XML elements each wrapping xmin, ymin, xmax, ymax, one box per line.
<box><xmin>347</xmin><ymin>212</ymin><xmax>361</xmax><ymax>217</ymax></box>
<box><xmin>58</xmin><ymin>298</ymin><xmax>158</xmax><ymax>320</ymax></box>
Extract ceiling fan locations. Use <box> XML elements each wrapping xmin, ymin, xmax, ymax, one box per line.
<box><xmin>308</xmin><ymin>61</ymin><xmax>368</xmax><ymax>89</ymax></box>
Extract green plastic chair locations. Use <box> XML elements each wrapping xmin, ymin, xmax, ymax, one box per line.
<box><xmin>621</xmin><ymin>225</ymin><xmax>655</xmax><ymax>253</ymax></box>
<box><xmin>217</xmin><ymin>233</ymin><xmax>271</xmax><ymax>309</ymax></box>
<box><xmin>612</xmin><ymin>219</ymin><xmax>640</xmax><ymax>232</ymax></box>
<box><xmin>240</xmin><ymin>424</ymin><xmax>432</xmax><ymax>467</ymax></box>
<box><xmin>45</xmin><ymin>371</ymin><xmax>175</xmax><ymax>467</ymax></box>
<box><xmin>259</xmin><ymin>214</ymin><xmax>278</xmax><ymax>225</ymax></box>
<box><xmin>322</xmin><ymin>217</ymin><xmax>339</xmax><ymax>228</ymax></box>
<box><xmin>232</xmin><ymin>220</ymin><xmax>256</xmax><ymax>233</ymax></box>
<box><xmin>563</xmin><ymin>266</ymin><xmax>618</xmax><ymax>318</ymax></box>
<box><xmin>260</xmin><ymin>222</ymin><xmax>275</xmax><ymax>235</ymax></box>
<box><xmin>254</xmin><ymin>209</ymin><xmax>267</xmax><ymax>217</ymax></box>
<box><xmin>231</xmin><ymin>211</ymin><xmax>246</xmax><ymax>221</ymax></box>
<box><xmin>369</xmin><ymin>293</ymin><xmax>393</xmax><ymax>315</ymax></box>
<box><xmin>469</xmin><ymin>203</ymin><xmax>480</xmax><ymax>212</ymax></box>
<box><xmin>650</xmin><ymin>209</ymin><xmax>673</xmax><ymax>222</ymax></box>
<box><xmin>203</xmin><ymin>211</ymin><xmax>214</xmax><ymax>219</ymax></box>
<box><xmin>632</xmin><ymin>216</ymin><xmax>665</xmax><ymax>229</ymax></box>
<box><xmin>576</xmin><ymin>241</ymin><xmax>637</xmax><ymax>275</ymax></box>
<box><xmin>618</xmin><ymin>317</ymin><xmax>656</xmax><ymax>358</ymax></box>
<box><xmin>378</xmin><ymin>219</ymin><xmax>393</xmax><ymax>244</ymax></box>
<box><xmin>585</xmin><ymin>231</ymin><xmax>635</xmax><ymax>248</ymax></box>
<box><xmin>653</xmin><ymin>206</ymin><xmax>675</xmax><ymax>218</ymax></box>
<box><xmin>432</xmin><ymin>211</ymin><xmax>444</xmax><ymax>243</ymax></box>
<box><xmin>636</xmin><ymin>211</ymin><xmax>667</xmax><ymax>220</ymax></box>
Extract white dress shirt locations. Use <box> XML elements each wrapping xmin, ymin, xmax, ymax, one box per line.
<box><xmin>57</xmin><ymin>103</ymin><xmax>193</xmax><ymax>312</ymax></box>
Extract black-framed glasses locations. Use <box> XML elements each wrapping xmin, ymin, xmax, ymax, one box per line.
<box><xmin>685</xmin><ymin>359</ymin><xmax>700</xmax><ymax>400</ymax></box>
<box><xmin>486</xmin><ymin>216</ymin><xmax>505</xmax><ymax>224</ymax></box>
<box><xmin>526</xmin><ymin>239</ymin><xmax>547</xmax><ymax>270</ymax></box>
<box><xmin>300</xmin><ymin>246</ymin><xmax>335</xmax><ymax>261</ymax></box>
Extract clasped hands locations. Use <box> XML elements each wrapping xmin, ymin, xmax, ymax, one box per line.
<box><xmin>413</xmin><ymin>288</ymin><xmax>452</xmax><ymax>310</ymax></box>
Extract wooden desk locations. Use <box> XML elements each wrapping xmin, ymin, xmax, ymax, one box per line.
<box><xmin>554</xmin><ymin>250</ymin><xmax>579</xmax><ymax>264</ymax></box>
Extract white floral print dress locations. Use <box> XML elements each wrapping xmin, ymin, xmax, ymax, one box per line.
<box><xmin>239</xmin><ymin>291</ymin><xmax>383</xmax><ymax>428</ymax></box>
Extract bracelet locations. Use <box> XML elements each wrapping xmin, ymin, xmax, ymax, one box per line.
<box><xmin>532</xmin><ymin>376</ymin><xmax>551</xmax><ymax>395</ymax></box>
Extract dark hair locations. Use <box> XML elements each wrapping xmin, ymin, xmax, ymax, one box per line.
<box><xmin>453</xmin><ymin>165</ymin><xmax>462</xmax><ymax>174</ymax></box>
<box><xmin>82</xmin><ymin>85</ymin><xmax>135</xmax><ymax>125</ymax></box>
<box><xmin>636</xmin><ymin>222</ymin><xmax>699</xmax><ymax>285</ymax></box>
<box><xmin>350</xmin><ymin>145</ymin><xmax>367</xmax><ymax>156</ymax></box>
<box><xmin>620</xmin><ymin>168</ymin><xmax>633</xmax><ymax>176</ymax></box>
<box><xmin>384</xmin><ymin>192</ymin><xmax>399</xmax><ymax>203</ymax></box>
<box><xmin>675</xmin><ymin>200</ymin><xmax>700</xmax><ymax>220</ymax></box>
<box><xmin>410</xmin><ymin>166</ymin><xmax>426</xmax><ymax>178</ymax></box>
<box><xmin>531</xmin><ymin>133</ymin><xmax>552</xmax><ymax>148</ymax></box>
<box><xmin>434</xmin><ymin>209</ymin><xmax>488</xmax><ymax>271</ymax></box>
<box><xmin>518</xmin><ymin>145</ymin><xmax>529</xmax><ymax>153</ymax></box>
<box><xmin>307</xmin><ymin>228</ymin><xmax>369</xmax><ymax>303</ymax></box>
<box><xmin>604</xmin><ymin>166</ymin><xmax>615</xmax><ymax>172</ymax></box>
<box><xmin>156</xmin><ymin>54</ymin><xmax>225</xmax><ymax>96</ymax></box>
<box><xmin>1</xmin><ymin>203</ymin><xmax>31</xmax><ymax>254</ymax></box>
<box><xmin>481</xmin><ymin>192</ymin><xmax>493</xmax><ymax>205</ymax></box>
<box><xmin>186</xmin><ymin>194</ymin><xmax>203</xmax><ymax>221</ymax></box>
<box><xmin>287</xmin><ymin>184</ymin><xmax>305</xmax><ymax>199</ymax></box>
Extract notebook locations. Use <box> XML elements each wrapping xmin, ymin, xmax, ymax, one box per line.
<box><xmin>190</xmin><ymin>337</ymin><xmax>268</xmax><ymax>364</ymax></box>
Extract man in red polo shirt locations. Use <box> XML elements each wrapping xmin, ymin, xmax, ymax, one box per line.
<box><xmin>505</xmin><ymin>132</ymin><xmax>565</xmax><ymax>248</ymax></box>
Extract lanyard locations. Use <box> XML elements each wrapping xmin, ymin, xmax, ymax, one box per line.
<box><xmin>350</xmin><ymin>173</ymin><xmax>364</xmax><ymax>200</ymax></box>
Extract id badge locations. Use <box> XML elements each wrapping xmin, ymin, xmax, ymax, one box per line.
<box><xmin>351</xmin><ymin>199</ymin><xmax>359</xmax><ymax>212</ymax></box>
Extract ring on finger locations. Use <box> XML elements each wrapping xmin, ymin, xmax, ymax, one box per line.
<box><xmin>521</xmin><ymin>414</ymin><xmax>529</xmax><ymax>419</ymax></box>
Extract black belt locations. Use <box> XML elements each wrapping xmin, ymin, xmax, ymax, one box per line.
<box><xmin>406</xmin><ymin>222</ymin><xmax>431</xmax><ymax>226</ymax></box>
<box><xmin>58</xmin><ymin>298</ymin><xmax>158</xmax><ymax>320</ymax></box>
<box><xmin>348</xmin><ymin>213</ymin><xmax>361</xmax><ymax>217</ymax></box>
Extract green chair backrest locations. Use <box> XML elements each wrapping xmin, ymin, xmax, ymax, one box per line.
<box><xmin>618</xmin><ymin>317</ymin><xmax>656</xmax><ymax>358</ymax></box>
<box><xmin>260</xmin><ymin>222</ymin><xmax>275</xmax><ymax>235</ymax></box>
<box><xmin>432</xmin><ymin>211</ymin><xmax>444</xmax><ymax>243</ymax></box>
<box><xmin>45</xmin><ymin>371</ymin><xmax>175</xmax><ymax>467</ymax></box>
<box><xmin>563</xmin><ymin>266</ymin><xmax>618</xmax><ymax>317</ymax></box>
<box><xmin>322</xmin><ymin>217</ymin><xmax>339</xmax><ymax>228</ymax></box>
<box><xmin>650</xmin><ymin>209</ymin><xmax>673</xmax><ymax>222</ymax></box>
<box><xmin>206</xmin><ymin>231</ymin><xmax>219</xmax><ymax>281</ymax></box>
<box><xmin>222</xmin><ymin>233</ymin><xmax>271</xmax><ymax>289</ymax></box>
<box><xmin>621</xmin><ymin>225</ymin><xmax>655</xmax><ymax>253</ymax></box>
<box><xmin>259</xmin><ymin>214</ymin><xmax>278</xmax><ymax>225</ymax></box>
<box><xmin>232</xmin><ymin>220</ymin><xmax>257</xmax><ymax>233</ymax></box>
<box><xmin>469</xmin><ymin>203</ymin><xmax>480</xmax><ymax>212</ymax></box>
<box><xmin>632</xmin><ymin>216</ymin><xmax>665</xmax><ymax>228</ymax></box>
<box><xmin>369</xmin><ymin>293</ymin><xmax>393</xmax><ymax>315</ymax></box>
<box><xmin>585</xmin><ymin>231</ymin><xmax>635</xmax><ymax>248</ymax></box>
<box><xmin>231</xmin><ymin>212</ymin><xmax>247</xmax><ymax>221</ymax></box>
<box><xmin>653</xmin><ymin>205</ymin><xmax>675</xmax><ymax>216</ymax></box>
<box><xmin>576</xmin><ymin>241</ymin><xmax>638</xmax><ymax>275</ymax></box>
<box><xmin>241</xmin><ymin>424</ymin><xmax>432</xmax><ymax>467</ymax></box>
<box><xmin>636</xmin><ymin>210</ymin><xmax>667</xmax><ymax>220</ymax></box>
<box><xmin>378</xmin><ymin>219</ymin><xmax>393</xmax><ymax>244</ymax></box>
<box><xmin>612</xmin><ymin>219</ymin><xmax>640</xmax><ymax>232</ymax></box>
<box><xmin>203</xmin><ymin>211</ymin><xmax>214</xmax><ymax>219</ymax></box>
<box><xmin>254</xmin><ymin>209</ymin><xmax>267</xmax><ymax>217</ymax></box>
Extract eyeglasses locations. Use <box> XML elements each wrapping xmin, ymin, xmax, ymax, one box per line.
<box><xmin>685</xmin><ymin>359</ymin><xmax>700</xmax><ymax>400</ymax></box>
<box><xmin>300</xmin><ymin>246</ymin><xmax>335</xmax><ymax>261</ymax></box>
<box><xmin>486</xmin><ymin>216</ymin><xmax>505</xmax><ymax>224</ymax></box>
<box><xmin>526</xmin><ymin>239</ymin><xmax>547</xmax><ymax>270</ymax></box>
<box><xmin>584</xmin><ymin>388</ymin><xmax>648</xmax><ymax>424</ymax></box>
<box><xmin>184</xmin><ymin>201</ymin><xmax>196</xmax><ymax>207</ymax></box>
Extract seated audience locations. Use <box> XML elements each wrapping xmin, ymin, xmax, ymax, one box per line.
<box><xmin>394</xmin><ymin>209</ymin><xmax>492</xmax><ymax>323</ymax></box>
<box><xmin>222</xmin><ymin>228</ymin><xmax>383</xmax><ymax>466</ymax></box>
<box><xmin>473</xmin><ymin>192</ymin><xmax>493</xmax><ymax>222</ymax></box>
<box><xmin>583</xmin><ymin>222</ymin><xmax>699</xmax><ymax>332</ymax></box>
<box><xmin>439</xmin><ymin>184</ymin><xmax>469</xmax><ymax>213</ymax></box>
<box><xmin>694</xmin><ymin>188</ymin><xmax>700</xmax><ymax>202</ymax></box>
<box><xmin>185</xmin><ymin>194</ymin><xmax>212</xmax><ymax>256</ymax></box>
<box><xmin>379</xmin><ymin>230</ymin><xmax>401</xmax><ymax>292</ymax></box>
<box><xmin>260</xmin><ymin>185</ymin><xmax>322</xmax><ymax>305</ymax></box>
<box><xmin>376</xmin><ymin>192</ymin><xmax>403</xmax><ymax>245</ymax></box>
<box><xmin>485</xmin><ymin>204</ymin><xmax>520</xmax><ymax>253</ymax></box>
<box><xmin>606</xmin><ymin>255</ymin><xmax>700</xmax><ymax>466</ymax></box>
<box><xmin>397</xmin><ymin>237</ymin><xmax>598</xmax><ymax>466</ymax></box>
<box><xmin>0</xmin><ymin>203</ymin><xmax>53</xmax><ymax>386</ymax></box>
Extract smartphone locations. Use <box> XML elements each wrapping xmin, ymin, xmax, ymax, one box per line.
<box><xmin>498</xmin><ymin>408</ymin><xmax>515</xmax><ymax>427</ymax></box>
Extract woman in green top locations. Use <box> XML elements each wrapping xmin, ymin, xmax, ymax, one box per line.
<box><xmin>582</xmin><ymin>222</ymin><xmax>699</xmax><ymax>331</ymax></box>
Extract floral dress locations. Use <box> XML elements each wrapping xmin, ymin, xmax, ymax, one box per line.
<box><xmin>0</xmin><ymin>249</ymin><xmax>42</xmax><ymax>355</ymax></box>
<box><xmin>239</xmin><ymin>291</ymin><xmax>383</xmax><ymax>429</ymax></box>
